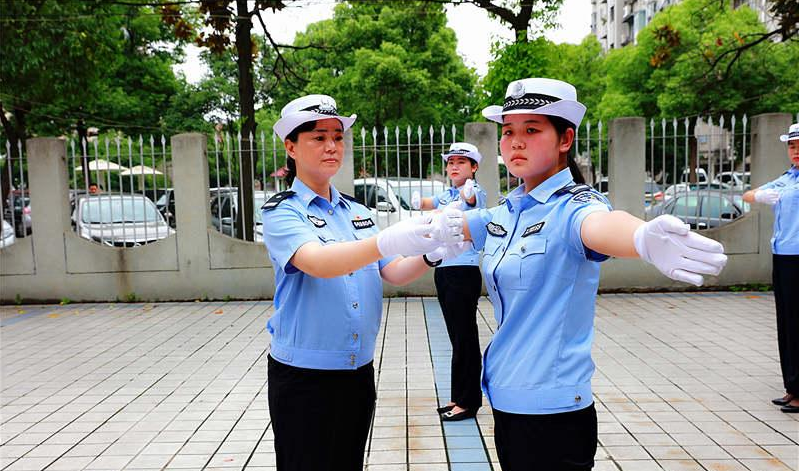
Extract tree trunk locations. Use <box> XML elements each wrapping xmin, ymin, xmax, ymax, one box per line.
<box><xmin>235</xmin><ymin>0</ymin><xmax>256</xmax><ymax>242</ymax></box>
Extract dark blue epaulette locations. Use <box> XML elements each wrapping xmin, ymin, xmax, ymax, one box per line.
<box><xmin>340</xmin><ymin>193</ymin><xmax>358</xmax><ymax>203</ymax></box>
<box><xmin>554</xmin><ymin>183</ymin><xmax>592</xmax><ymax>196</ymax></box>
<box><xmin>261</xmin><ymin>190</ymin><xmax>296</xmax><ymax>211</ymax></box>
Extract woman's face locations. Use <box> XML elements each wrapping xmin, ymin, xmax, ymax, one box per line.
<box><xmin>285</xmin><ymin>118</ymin><xmax>344</xmax><ymax>182</ymax></box>
<box><xmin>446</xmin><ymin>156</ymin><xmax>477</xmax><ymax>187</ymax></box>
<box><xmin>499</xmin><ymin>114</ymin><xmax>573</xmax><ymax>183</ymax></box>
<box><xmin>789</xmin><ymin>140</ymin><xmax>799</xmax><ymax>167</ymax></box>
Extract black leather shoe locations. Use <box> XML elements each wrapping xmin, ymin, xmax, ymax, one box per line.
<box><xmin>441</xmin><ymin>408</ymin><xmax>478</xmax><ymax>421</ymax></box>
<box><xmin>780</xmin><ymin>404</ymin><xmax>799</xmax><ymax>413</ymax></box>
<box><xmin>436</xmin><ymin>405</ymin><xmax>454</xmax><ymax>414</ymax></box>
<box><xmin>772</xmin><ymin>395</ymin><xmax>793</xmax><ymax>406</ymax></box>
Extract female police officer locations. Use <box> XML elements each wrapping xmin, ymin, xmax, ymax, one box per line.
<box><xmin>411</xmin><ymin>143</ymin><xmax>488</xmax><ymax>420</ymax></box>
<box><xmin>743</xmin><ymin>122</ymin><xmax>799</xmax><ymax>413</ymax></box>
<box><xmin>261</xmin><ymin>94</ymin><xmax>464</xmax><ymax>470</ymax></box>
<box><xmin>460</xmin><ymin>78</ymin><xmax>728</xmax><ymax>469</ymax></box>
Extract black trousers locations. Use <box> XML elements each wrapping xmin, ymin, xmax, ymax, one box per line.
<box><xmin>493</xmin><ymin>404</ymin><xmax>597</xmax><ymax>471</ymax></box>
<box><xmin>434</xmin><ymin>265</ymin><xmax>484</xmax><ymax>410</ymax></box>
<box><xmin>773</xmin><ymin>254</ymin><xmax>799</xmax><ymax>395</ymax></box>
<box><xmin>267</xmin><ymin>355</ymin><xmax>376</xmax><ymax>471</ymax></box>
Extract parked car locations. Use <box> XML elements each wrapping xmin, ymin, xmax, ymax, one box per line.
<box><xmin>3</xmin><ymin>190</ymin><xmax>32</xmax><ymax>237</ymax></box>
<box><xmin>1</xmin><ymin>220</ymin><xmax>16</xmax><ymax>248</ymax></box>
<box><xmin>155</xmin><ymin>188</ymin><xmax>176</xmax><ymax>228</ymax></box>
<box><xmin>648</xmin><ymin>189</ymin><xmax>750</xmax><ymax>230</ymax></box>
<box><xmin>72</xmin><ymin>194</ymin><xmax>174</xmax><ymax>247</ymax></box>
<box><xmin>680</xmin><ymin>168</ymin><xmax>709</xmax><ymax>185</ymax></box>
<box><xmin>353</xmin><ymin>177</ymin><xmax>446</xmax><ymax>228</ymax></box>
<box><xmin>591</xmin><ymin>177</ymin><xmax>663</xmax><ymax>205</ymax></box>
<box><xmin>210</xmin><ymin>188</ymin><xmax>274</xmax><ymax>242</ymax></box>
<box><xmin>660</xmin><ymin>182</ymin><xmax>727</xmax><ymax>202</ymax></box>
<box><xmin>713</xmin><ymin>171</ymin><xmax>751</xmax><ymax>190</ymax></box>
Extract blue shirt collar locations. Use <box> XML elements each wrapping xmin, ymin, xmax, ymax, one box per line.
<box><xmin>505</xmin><ymin>168</ymin><xmax>574</xmax><ymax>211</ymax></box>
<box><xmin>290</xmin><ymin>177</ymin><xmax>349</xmax><ymax>210</ymax></box>
<box><xmin>788</xmin><ymin>166</ymin><xmax>799</xmax><ymax>176</ymax></box>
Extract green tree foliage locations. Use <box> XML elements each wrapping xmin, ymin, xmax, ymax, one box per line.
<box><xmin>274</xmin><ymin>1</ymin><xmax>478</xmax><ymax>131</ymax></box>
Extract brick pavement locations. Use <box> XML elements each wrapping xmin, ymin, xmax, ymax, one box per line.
<box><xmin>1</xmin><ymin>292</ymin><xmax>796</xmax><ymax>470</ymax></box>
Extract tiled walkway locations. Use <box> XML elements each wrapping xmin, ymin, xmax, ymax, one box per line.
<box><xmin>0</xmin><ymin>293</ymin><xmax>796</xmax><ymax>470</ymax></box>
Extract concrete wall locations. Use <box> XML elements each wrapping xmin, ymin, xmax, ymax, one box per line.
<box><xmin>0</xmin><ymin>113</ymin><xmax>792</xmax><ymax>302</ymax></box>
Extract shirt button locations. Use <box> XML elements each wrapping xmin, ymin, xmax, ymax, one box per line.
<box><xmin>328</xmin><ymin>209</ymin><xmax>334</xmax><ymax>215</ymax></box>
<box><xmin>574</xmin><ymin>395</ymin><xmax>582</xmax><ymax>403</ymax></box>
<box><xmin>352</xmin><ymin>333</ymin><xmax>358</xmax><ymax>341</ymax></box>
<box><xmin>352</xmin><ymin>302</ymin><xmax>359</xmax><ymax>309</ymax></box>
<box><xmin>493</xmin><ymin>285</ymin><xmax>497</xmax><ymax>292</ymax></box>
<box><xmin>350</xmin><ymin>354</ymin><xmax>356</xmax><ymax>360</ymax></box>
<box><xmin>348</xmin><ymin>272</ymin><xmax>354</xmax><ymax>277</ymax></box>
<box><xmin>520</xmin><ymin>245</ymin><xmax>526</xmax><ymax>253</ymax></box>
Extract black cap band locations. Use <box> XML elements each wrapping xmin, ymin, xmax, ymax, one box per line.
<box><xmin>503</xmin><ymin>93</ymin><xmax>561</xmax><ymax>113</ymax></box>
<box><xmin>301</xmin><ymin>105</ymin><xmax>338</xmax><ymax>116</ymax></box>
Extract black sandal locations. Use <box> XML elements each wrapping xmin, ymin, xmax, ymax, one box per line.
<box><xmin>441</xmin><ymin>408</ymin><xmax>477</xmax><ymax>421</ymax></box>
<box><xmin>436</xmin><ymin>404</ymin><xmax>454</xmax><ymax>414</ymax></box>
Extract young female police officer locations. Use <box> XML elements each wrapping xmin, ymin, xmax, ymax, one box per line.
<box><xmin>412</xmin><ymin>143</ymin><xmax>488</xmax><ymax>420</ymax></box>
<box><xmin>261</xmin><ymin>94</ymin><xmax>463</xmax><ymax>470</ymax></box>
<box><xmin>743</xmin><ymin>122</ymin><xmax>799</xmax><ymax>413</ymax></box>
<box><xmin>460</xmin><ymin>78</ymin><xmax>729</xmax><ymax>469</ymax></box>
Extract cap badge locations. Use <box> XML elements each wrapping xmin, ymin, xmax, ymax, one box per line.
<box><xmin>510</xmin><ymin>81</ymin><xmax>526</xmax><ymax>99</ymax></box>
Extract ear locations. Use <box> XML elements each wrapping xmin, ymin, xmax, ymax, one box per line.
<box><xmin>558</xmin><ymin>128</ymin><xmax>575</xmax><ymax>154</ymax></box>
<box><xmin>284</xmin><ymin>139</ymin><xmax>296</xmax><ymax>158</ymax></box>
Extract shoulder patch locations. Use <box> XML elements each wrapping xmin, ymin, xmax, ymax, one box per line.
<box><xmin>555</xmin><ymin>183</ymin><xmax>591</xmax><ymax>196</ymax></box>
<box><xmin>569</xmin><ymin>191</ymin><xmax>605</xmax><ymax>204</ymax></box>
<box><xmin>261</xmin><ymin>190</ymin><xmax>296</xmax><ymax>211</ymax></box>
<box><xmin>486</xmin><ymin>222</ymin><xmax>507</xmax><ymax>237</ymax></box>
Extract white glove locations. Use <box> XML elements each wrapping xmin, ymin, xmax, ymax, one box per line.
<box><xmin>430</xmin><ymin>207</ymin><xmax>464</xmax><ymax>245</ymax></box>
<box><xmin>411</xmin><ymin>191</ymin><xmax>421</xmax><ymax>210</ymax></box>
<box><xmin>426</xmin><ymin>241</ymin><xmax>471</xmax><ymax>263</ymax></box>
<box><xmin>376</xmin><ymin>215</ymin><xmax>440</xmax><ymax>257</ymax></box>
<box><xmin>462</xmin><ymin>179</ymin><xmax>475</xmax><ymax>199</ymax></box>
<box><xmin>444</xmin><ymin>199</ymin><xmax>466</xmax><ymax>211</ymax></box>
<box><xmin>754</xmin><ymin>189</ymin><xmax>780</xmax><ymax>205</ymax></box>
<box><xmin>633</xmin><ymin>215</ymin><xmax>728</xmax><ymax>287</ymax></box>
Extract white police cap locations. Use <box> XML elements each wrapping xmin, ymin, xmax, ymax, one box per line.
<box><xmin>482</xmin><ymin>77</ymin><xmax>587</xmax><ymax>128</ymax></box>
<box><xmin>441</xmin><ymin>142</ymin><xmax>482</xmax><ymax>164</ymax></box>
<box><xmin>273</xmin><ymin>94</ymin><xmax>357</xmax><ymax>141</ymax></box>
<box><xmin>780</xmin><ymin>122</ymin><xmax>799</xmax><ymax>142</ymax></box>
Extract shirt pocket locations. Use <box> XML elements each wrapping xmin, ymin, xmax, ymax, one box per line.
<box><xmin>482</xmin><ymin>236</ymin><xmax>502</xmax><ymax>264</ymax></box>
<box><xmin>506</xmin><ymin>237</ymin><xmax>547</xmax><ymax>291</ymax></box>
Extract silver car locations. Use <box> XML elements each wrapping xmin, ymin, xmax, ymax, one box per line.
<box><xmin>72</xmin><ymin>194</ymin><xmax>174</xmax><ymax>247</ymax></box>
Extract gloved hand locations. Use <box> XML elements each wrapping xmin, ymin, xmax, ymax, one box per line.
<box><xmin>411</xmin><ymin>191</ymin><xmax>421</xmax><ymax>210</ymax></box>
<box><xmin>444</xmin><ymin>199</ymin><xmax>466</xmax><ymax>211</ymax></box>
<box><xmin>376</xmin><ymin>215</ymin><xmax>440</xmax><ymax>257</ymax></box>
<box><xmin>633</xmin><ymin>215</ymin><xmax>728</xmax><ymax>287</ymax></box>
<box><xmin>462</xmin><ymin>179</ymin><xmax>475</xmax><ymax>199</ymax></box>
<box><xmin>430</xmin><ymin>207</ymin><xmax>464</xmax><ymax>245</ymax></box>
<box><xmin>754</xmin><ymin>189</ymin><xmax>780</xmax><ymax>205</ymax></box>
<box><xmin>426</xmin><ymin>241</ymin><xmax>471</xmax><ymax>263</ymax></box>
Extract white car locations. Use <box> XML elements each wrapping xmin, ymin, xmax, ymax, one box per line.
<box><xmin>72</xmin><ymin>194</ymin><xmax>174</xmax><ymax>247</ymax></box>
<box><xmin>1</xmin><ymin>220</ymin><xmax>16</xmax><ymax>248</ymax></box>
<box><xmin>353</xmin><ymin>177</ymin><xmax>447</xmax><ymax>228</ymax></box>
<box><xmin>680</xmin><ymin>168</ymin><xmax>709</xmax><ymax>185</ymax></box>
<box><xmin>713</xmin><ymin>171</ymin><xmax>751</xmax><ymax>190</ymax></box>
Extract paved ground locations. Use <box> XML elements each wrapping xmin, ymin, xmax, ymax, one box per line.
<box><xmin>0</xmin><ymin>293</ymin><xmax>796</xmax><ymax>471</ymax></box>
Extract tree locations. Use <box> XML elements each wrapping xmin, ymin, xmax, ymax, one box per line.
<box><xmin>459</xmin><ymin>0</ymin><xmax>563</xmax><ymax>42</ymax></box>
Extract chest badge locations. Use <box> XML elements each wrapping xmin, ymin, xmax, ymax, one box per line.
<box><xmin>307</xmin><ymin>215</ymin><xmax>327</xmax><ymax>228</ymax></box>
<box><xmin>351</xmin><ymin>217</ymin><xmax>375</xmax><ymax>229</ymax></box>
<box><xmin>486</xmin><ymin>222</ymin><xmax>507</xmax><ymax>237</ymax></box>
<box><xmin>522</xmin><ymin>221</ymin><xmax>545</xmax><ymax>237</ymax></box>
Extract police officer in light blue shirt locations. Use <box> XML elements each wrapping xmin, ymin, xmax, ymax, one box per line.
<box><xmin>261</xmin><ymin>94</ymin><xmax>464</xmax><ymax>471</ymax></box>
<box><xmin>461</xmin><ymin>78</ymin><xmax>728</xmax><ymax>470</ymax></box>
<box><xmin>411</xmin><ymin>143</ymin><xmax>488</xmax><ymax>420</ymax></box>
<box><xmin>744</xmin><ymin>122</ymin><xmax>799</xmax><ymax>413</ymax></box>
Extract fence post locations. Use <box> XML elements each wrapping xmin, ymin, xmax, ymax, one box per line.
<box><xmin>171</xmin><ymin>133</ymin><xmax>212</xmax><ymax>273</ymax></box>
<box><xmin>465</xmin><ymin>122</ymin><xmax>500</xmax><ymax>208</ymax></box>
<box><xmin>608</xmin><ymin>117</ymin><xmax>646</xmax><ymax>219</ymax></box>
<box><xmin>332</xmin><ymin>128</ymin><xmax>355</xmax><ymax>196</ymax></box>
<box><xmin>27</xmin><ymin>138</ymin><xmax>71</xmax><ymax>277</ymax></box>
<box><xmin>750</xmin><ymin>113</ymin><xmax>792</xmax><ymax>188</ymax></box>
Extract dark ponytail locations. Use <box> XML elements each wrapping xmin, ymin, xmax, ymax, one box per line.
<box><xmin>548</xmin><ymin>115</ymin><xmax>585</xmax><ymax>184</ymax></box>
<box><xmin>283</xmin><ymin>120</ymin><xmax>318</xmax><ymax>186</ymax></box>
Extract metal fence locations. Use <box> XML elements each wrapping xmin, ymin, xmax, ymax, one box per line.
<box><xmin>66</xmin><ymin>135</ymin><xmax>173</xmax><ymax>247</ymax></box>
<box><xmin>1</xmin><ymin>139</ymin><xmax>30</xmax><ymax>248</ymax></box>
<box><xmin>352</xmin><ymin>125</ymin><xmax>459</xmax><ymax>227</ymax></box>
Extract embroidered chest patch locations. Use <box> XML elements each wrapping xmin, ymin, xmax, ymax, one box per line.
<box><xmin>522</xmin><ymin>221</ymin><xmax>545</xmax><ymax>237</ymax></box>
<box><xmin>487</xmin><ymin>222</ymin><xmax>507</xmax><ymax>237</ymax></box>
<box><xmin>351</xmin><ymin>217</ymin><xmax>375</xmax><ymax>229</ymax></box>
<box><xmin>307</xmin><ymin>215</ymin><xmax>327</xmax><ymax>228</ymax></box>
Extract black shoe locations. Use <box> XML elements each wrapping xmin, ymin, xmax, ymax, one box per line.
<box><xmin>780</xmin><ymin>404</ymin><xmax>799</xmax><ymax>413</ymax></box>
<box><xmin>441</xmin><ymin>408</ymin><xmax>477</xmax><ymax>421</ymax></box>
<box><xmin>436</xmin><ymin>404</ymin><xmax>454</xmax><ymax>414</ymax></box>
<box><xmin>772</xmin><ymin>395</ymin><xmax>793</xmax><ymax>406</ymax></box>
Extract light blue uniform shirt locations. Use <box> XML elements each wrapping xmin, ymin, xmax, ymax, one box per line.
<box><xmin>261</xmin><ymin>178</ymin><xmax>394</xmax><ymax>370</ymax></box>
<box><xmin>465</xmin><ymin>168</ymin><xmax>612</xmax><ymax>415</ymax></box>
<box><xmin>432</xmin><ymin>181</ymin><xmax>488</xmax><ymax>267</ymax></box>
<box><xmin>760</xmin><ymin>166</ymin><xmax>799</xmax><ymax>255</ymax></box>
